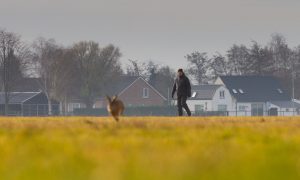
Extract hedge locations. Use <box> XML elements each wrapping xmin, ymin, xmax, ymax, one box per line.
<box><xmin>73</xmin><ymin>106</ymin><xmax>177</xmax><ymax>116</ymax></box>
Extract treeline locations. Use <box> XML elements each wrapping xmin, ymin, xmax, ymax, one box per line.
<box><xmin>186</xmin><ymin>34</ymin><xmax>300</xmax><ymax>99</ymax></box>
<box><xmin>0</xmin><ymin>29</ymin><xmax>123</xmax><ymax>115</ymax></box>
<box><xmin>0</xmin><ymin>28</ymin><xmax>176</xmax><ymax>115</ymax></box>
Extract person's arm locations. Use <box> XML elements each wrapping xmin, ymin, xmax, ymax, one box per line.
<box><xmin>186</xmin><ymin>77</ymin><xmax>191</xmax><ymax>97</ymax></box>
<box><xmin>171</xmin><ymin>79</ymin><xmax>176</xmax><ymax>98</ymax></box>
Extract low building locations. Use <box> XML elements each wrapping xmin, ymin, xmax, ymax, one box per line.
<box><xmin>0</xmin><ymin>92</ymin><xmax>59</xmax><ymax>116</ymax></box>
<box><xmin>268</xmin><ymin>101</ymin><xmax>300</xmax><ymax>116</ymax></box>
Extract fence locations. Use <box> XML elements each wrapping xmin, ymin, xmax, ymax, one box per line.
<box><xmin>193</xmin><ymin>110</ymin><xmax>300</xmax><ymax>117</ymax></box>
<box><xmin>73</xmin><ymin>106</ymin><xmax>178</xmax><ymax>116</ymax></box>
<box><xmin>73</xmin><ymin>108</ymin><xmax>300</xmax><ymax>117</ymax></box>
<box><xmin>22</xmin><ymin>104</ymin><xmax>60</xmax><ymax>116</ymax></box>
<box><xmin>1</xmin><ymin>105</ymin><xmax>299</xmax><ymax>117</ymax></box>
<box><xmin>0</xmin><ymin>104</ymin><xmax>60</xmax><ymax>116</ymax></box>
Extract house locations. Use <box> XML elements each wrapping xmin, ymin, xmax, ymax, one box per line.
<box><xmin>187</xmin><ymin>85</ymin><xmax>232</xmax><ymax>115</ymax></box>
<box><xmin>99</xmin><ymin>76</ymin><xmax>167</xmax><ymax>107</ymax></box>
<box><xmin>186</xmin><ymin>76</ymin><xmax>300</xmax><ymax>116</ymax></box>
<box><xmin>67</xmin><ymin>76</ymin><xmax>167</xmax><ymax>113</ymax></box>
<box><xmin>268</xmin><ymin>101</ymin><xmax>300</xmax><ymax>116</ymax></box>
<box><xmin>215</xmin><ymin>75</ymin><xmax>300</xmax><ymax>116</ymax></box>
<box><xmin>0</xmin><ymin>92</ymin><xmax>59</xmax><ymax>116</ymax></box>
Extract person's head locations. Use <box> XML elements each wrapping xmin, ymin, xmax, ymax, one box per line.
<box><xmin>177</xmin><ymin>68</ymin><xmax>184</xmax><ymax>77</ymax></box>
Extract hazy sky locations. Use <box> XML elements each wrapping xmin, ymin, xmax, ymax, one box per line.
<box><xmin>1</xmin><ymin>0</ymin><xmax>300</xmax><ymax>69</ymax></box>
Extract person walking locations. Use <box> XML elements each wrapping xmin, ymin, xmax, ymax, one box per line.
<box><xmin>172</xmin><ymin>69</ymin><xmax>192</xmax><ymax>116</ymax></box>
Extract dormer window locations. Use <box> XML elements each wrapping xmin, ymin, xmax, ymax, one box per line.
<box><xmin>232</xmin><ymin>89</ymin><xmax>238</xmax><ymax>94</ymax></box>
<box><xmin>239</xmin><ymin>89</ymin><xmax>244</xmax><ymax>94</ymax></box>
<box><xmin>277</xmin><ymin>89</ymin><xmax>283</xmax><ymax>94</ymax></box>
<box><xmin>192</xmin><ymin>92</ymin><xmax>197</xmax><ymax>98</ymax></box>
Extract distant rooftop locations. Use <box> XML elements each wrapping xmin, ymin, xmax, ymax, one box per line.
<box><xmin>190</xmin><ymin>84</ymin><xmax>222</xmax><ymax>100</ymax></box>
<box><xmin>218</xmin><ymin>76</ymin><xmax>291</xmax><ymax>102</ymax></box>
<box><xmin>103</xmin><ymin>76</ymin><xmax>140</xmax><ymax>96</ymax></box>
<box><xmin>0</xmin><ymin>92</ymin><xmax>40</xmax><ymax>104</ymax></box>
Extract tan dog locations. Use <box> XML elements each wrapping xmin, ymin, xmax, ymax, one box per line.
<box><xmin>106</xmin><ymin>95</ymin><xmax>125</xmax><ymax>121</ymax></box>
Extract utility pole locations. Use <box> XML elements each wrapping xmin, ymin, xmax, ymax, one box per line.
<box><xmin>167</xmin><ymin>87</ymin><xmax>170</xmax><ymax>106</ymax></box>
<box><xmin>291</xmin><ymin>55</ymin><xmax>296</xmax><ymax>116</ymax></box>
<box><xmin>2</xmin><ymin>45</ymin><xmax>9</xmax><ymax>116</ymax></box>
<box><xmin>292</xmin><ymin>71</ymin><xmax>295</xmax><ymax>116</ymax></box>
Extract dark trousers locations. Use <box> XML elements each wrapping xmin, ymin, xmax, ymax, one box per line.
<box><xmin>177</xmin><ymin>95</ymin><xmax>191</xmax><ymax>116</ymax></box>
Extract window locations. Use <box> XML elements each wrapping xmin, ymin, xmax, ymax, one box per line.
<box><xmin>218</xmin><ymin>105</ymin><xmax>227</xmax><ymax>111</ymax></box>
<box><xmin>239</xmin><ymin>89</ymin><xmax>244</xmax><ymax>94</ymax></box>
<box><xmin>277</xmin><ymin>89</ymin><xmax>283</xmax><ymax>94</ymax></box>
<box><xmin>239</xmin><ymin>105</ymin><xmax>247</xmax><ymax>111</ymax></box>
<box><xmin>192</xmin><ymin>92</ymin><xmax>197</xmax><ymax>98</ymax></box>
<box><xmin>205</xmin><ymin>102</ymin><xmax>208</xmax><ymax>111</ymax></box>
<box><xmin>143</xmin><ymin>88</ymin><xmax>149</xmax><ymax>98</ymax></box>
<box><xmin>68</xmin><ymin>103</ymin><xmax>80</xmax><ymax>112</ymax></box>
<box><xmin>286</xmin><ymin>108</ymin><xmax>289</xmax><ymax>112</ymax></box>
<box><xmin>73</xmin><ymin>103</ymin><xmax>80</xmax><ymax>109</ymax></box>
<box><xmin>232</xmin><ymin>89</ymin><xmax>238</xmax><ymax>94</ymax></box>
<box><xmin>219</xmin><ymin>90</ymin><xmax>225</xmax><ymax>99</ymax></box>
<box><xmin>195</xmin><ymin>105</ymin><xmax>204</xmax><ymax>112</ymax></box>
<box><xmin>251</xmin><ymin>104</ymin><xmax>264</xmax><ymax>116</ymax></box>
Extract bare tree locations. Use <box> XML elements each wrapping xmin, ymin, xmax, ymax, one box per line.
<box><xmin>32</xmin><ymin>37</ymin><xmax>63</xmax><ymax>115</ymax></box>
<box><xmin>185</xmin><ymin>51</ymin><xmax>209</xmax><ymax>84</ymax></box>
<box><xmin>290</xmin><ymin>45</ymin><xmax>300</xmax><ymax>99</ymax></box>
<box><xmin>152</xmin><ymin>66</ymin><xmax>175</xmax><ymax>103</ymax></box>
<box><xmin>0</xmin><ymin>29</ymin><xmax>30</xmax><ymax>115</ymax></box>
<box><xmin>126</xmin><ymin>59</ymin><xmax>148</xmax><ymax>78</ymax></box>
<box><xmin>268</xmin><ymin>34</ymin><xmax>293</xmax><ymax>95</ymax></box>
<box><xmin>146</xmin><ymin>60</ymin><xmax>159</xmax><ymax>84</ymax></box>
<box><xmin>72</xmin><ymin>41</ymin><xmax>122</xmax><ymax>108</ymax></box>
<box><xmin>269</xmin><ymin>33</ymin><xmax>292</xmax><ymax>74</ymax></box>
<box><xmin>248</xmin><ymin>41</ymin><xmax>273</xmax><ymax>75</ymax></box>
<box><xmin>226</xmin><ymin>44</ymin><xmax>250</xmax><ymax>75</ymax></box>
<box><xmin>210</xmin><ymin>53</ymin><xmax>231</xmax><ymax>80</ymax></box>
<box><xmin>52</xmin><ymin>49</ymin><xmax>80</xmax><ymax>115</ymax></box>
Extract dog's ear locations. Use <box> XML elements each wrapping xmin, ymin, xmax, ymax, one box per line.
<box><xmin>112</xmin><ymin>95</ymin><xmax>118</xmax><ymax>102</ymax></box>
<box><xmin>106</xmin><ymin>95</ymin><xmax>111</xmax><ymax>103</ymax></box>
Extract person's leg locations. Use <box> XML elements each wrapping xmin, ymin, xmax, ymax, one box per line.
<box><xmin>181</xmin><ymin>96</ymin><xmax>191</xmax><ymax>116</ymax></box>
<box><xmin>177</xmin><ymin>96</ymin><xmax>183</xmax><ymax>116</ymax></box>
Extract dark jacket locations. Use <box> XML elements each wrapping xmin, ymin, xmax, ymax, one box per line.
<box><xmin>172</xmin><ymin>74</ymin><xmax>191</xmax><ymax>98</ymax></box>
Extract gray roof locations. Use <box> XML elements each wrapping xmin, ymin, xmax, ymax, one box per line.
<box><xmin>270</xmin><ymin>101</ymin><xmax>300</xmax><ymax>108</ymax></box>
<box><xmin>190</xmin><ymin>85</ymin><xmax>222</xmax><ymax>100</ymax></box>
<box><xmin>219</xmin><ymin>76</ymin><xmax>291</xmax><ymax>102</ymax></box>
<box><xmin>0</xmin><ymin>92</ymin><xmax>40</xmax><ymax>104</ymax></box>
<box><xmin>104</xmin><ymin>76</ymin><xmax>140</xmax><ymax>96</ymax></box>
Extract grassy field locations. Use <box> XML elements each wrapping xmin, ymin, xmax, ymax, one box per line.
<box><xmin>0</xmin><ymin>116</ymin><xmax>300</xmax><ymax>180</ymax></box>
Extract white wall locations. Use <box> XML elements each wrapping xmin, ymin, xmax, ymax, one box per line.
<box><xmin>212</xmin><ymin>86</ymin><xmax>234</xmax><ymax>112</ymax></box>
<box><xmin>187</xmin><ymin>100</ymin><xmax>212</xmax><ymax>112</ymax></box>
<box><xmin>67</xmin><ymin>102</ymin><xmax>86</xmax><ymax>113</ymax></box>
<box><xmin>186</xmin><ymin>86</ymin><xmax>235</xmax><ymax>114</ymax></box>
<box><xmin>233</xmin><ymin>102</ymin><xmax>251</xmax><ymax>116</ymax></box>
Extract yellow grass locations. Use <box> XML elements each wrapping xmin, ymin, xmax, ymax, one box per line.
<box><xmin>0</xmin><ymin>116</ymin><xmax>300</xmax><ymax>180</ymax></box>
